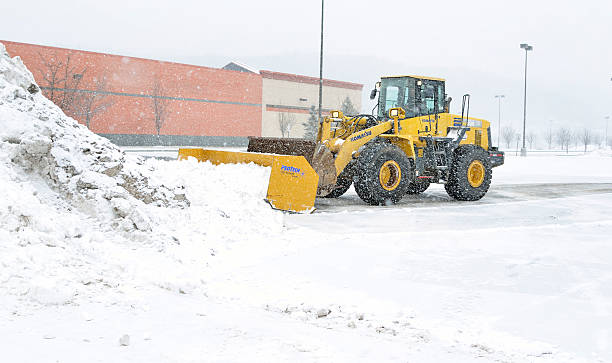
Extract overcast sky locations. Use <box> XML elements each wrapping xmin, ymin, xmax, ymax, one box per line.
<box><xmin>2</xmin><ymin>0</ymin><xmax>611</xmax><ymax>140</ymax></box>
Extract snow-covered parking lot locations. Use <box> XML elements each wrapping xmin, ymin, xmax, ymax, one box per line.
<box><xmin>4</xmin><ymin>153</ymin><xmax>612</xmax><ymax>363</ymax></box>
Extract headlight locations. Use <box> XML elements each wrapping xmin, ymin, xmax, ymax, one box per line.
<box><xmin>390</xmin><ymin>109</ymin><xmax>398</xmax><ymax>117</ymax></box>
<box><xmin>331</xmin><ymin>111</ymin><xmax>339</xmax><ymax>118</ymax></box>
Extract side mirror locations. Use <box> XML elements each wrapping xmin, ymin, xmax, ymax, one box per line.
<box><xmin>369</xmin><ymin>89</ymin><xmax>377</xmax><ymax>100</ymax></box>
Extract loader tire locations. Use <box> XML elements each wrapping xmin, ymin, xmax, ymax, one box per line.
<box><xmin>324</xmin><ymin>163</ymin><xmax>354</xmax><ymax>198</ymax></box>
<box><xmin>406</xmin><ymin>179</ymin><xmax>430</xmax><ymax>195</ymax></box>
<box><xmin>445</xmin><ymin>145</ymin><xmax>492</xmax><ymax>201</ymax></box>
<box><xmin>354</xmin><ymin>141</ymin><xmax>412</xmax><ymax>205</ymax></box>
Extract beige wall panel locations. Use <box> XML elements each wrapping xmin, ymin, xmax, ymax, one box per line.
<box><xmin>261</xmin><ymin>78</ymin><xmax>362</xmax><ymax>138</ymax></box>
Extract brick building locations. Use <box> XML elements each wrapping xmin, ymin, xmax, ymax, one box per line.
<box><xmin>2</xmin><ymin>40</ymin><xmax>362</xmax><ymax>146</ymax></box>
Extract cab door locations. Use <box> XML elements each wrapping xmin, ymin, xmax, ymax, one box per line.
<box><xmin>415</xmin><ymin>80</ymin><xmax>446</xmax><ymax>134</ymax></box>
<box><xmin>415</xmin><ymin>80</ymin><xmax>443</xmax><ymax>117</ymax></box>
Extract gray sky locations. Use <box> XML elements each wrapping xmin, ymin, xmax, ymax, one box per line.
<box><xmin>2</xmin><ymin>0</ymin><xmax>611</xmax><ymax>139</ymax></box>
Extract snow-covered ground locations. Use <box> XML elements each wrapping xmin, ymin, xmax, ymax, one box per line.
<box><xmin>2</xmin><ymin>43</ymin><xmax>612</xmax><ymax>362</ymax></box>
<box><xmin>5</xmin><ymin>154</ymin><xmax>612</xmax><ymax>363</ymax></box>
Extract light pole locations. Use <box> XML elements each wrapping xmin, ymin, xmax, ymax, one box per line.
<box><xmin>520</xmin><ymin>43</ymin><xmax>533</xmax><ymax>156</ymax></box>
<box><xmin>606</xmin><ymin>116</ymin><xmax>610</xmax><ymax>149</ymax></box>
<box><xmin>494</xmin><ymin>95</ymin><xmax>505</xmax><ymax>146</ymax></box>
<box><xmin>548</xmin><ymin>120</ymin><xmax>553</xmax><ymax>150</ymax></box>
<box><xmin>608</xmin><ymin>76</ymin><xmax>612</xmax><ymax>148</ymax></box>
<box><xmin>318</xmin><ymin>0</ymin><xmax>324</xmax><ymax>123</ymax></box>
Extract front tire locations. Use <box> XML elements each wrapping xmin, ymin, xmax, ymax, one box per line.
<box><xmin>445</xmin><ymin>145</ymin><xmax>492</xmax><ymax>201</ymax></box>
<box><xmin>354</xmin><ymin>142</ymin><xmax>413</xmax><ymax>205</ymax></box>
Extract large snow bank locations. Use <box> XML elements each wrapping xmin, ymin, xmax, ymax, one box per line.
<box><xmin>0</xmin><ymin>43</ymin><xmax>189</xmax><ymax>231</ymax></box>
<box><xmin>0</xmin><ymin>42</ymin><xmax>282</xmax><ymax>309</ymax></box>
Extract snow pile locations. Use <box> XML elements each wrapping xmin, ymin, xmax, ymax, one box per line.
<box><xmin>0</xmin><ymin>42</ymin><xmax>282</xmax><ymax>308</ymax></box>
<box><xmin>0</xmin><ymin>43</ymin><xmax>188</xmax><ymax>232</ymax></box>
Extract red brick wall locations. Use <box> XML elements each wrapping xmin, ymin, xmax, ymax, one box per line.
<box><xmin>2</xmin><ymin>41</ymin><xmax>262</xmax><ymax>138</ymax></box>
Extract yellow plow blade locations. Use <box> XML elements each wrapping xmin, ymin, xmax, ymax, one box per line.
<box><xmin>178</xmin><ymin>148</ymin><xmax>319</xmax><ymax>213</ymax></box>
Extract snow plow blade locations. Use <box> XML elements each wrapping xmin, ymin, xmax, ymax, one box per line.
<box><xmin>247</xmin><ymin>137</ymin><xmax>337</xmax><ymax>197</ymax></box>
<box><xmin>178</xmin><ymin>148</ymin><xmax>319</xmax><ymax>213</ymax></box>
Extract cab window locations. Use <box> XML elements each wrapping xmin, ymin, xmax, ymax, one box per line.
<box><xmin>404</xmin><ymin>83</ymin><xmax>416</xmax><ymax>118</ymax></box>
<box><xmin>423</xmin><ymin>85</ymin><xmax>436</xmax><ymax>114</ymax></box>
<box><xmin>384</xmin><ymin>86</ymin><xmax>399</xmax><ymax>111</ymax></box>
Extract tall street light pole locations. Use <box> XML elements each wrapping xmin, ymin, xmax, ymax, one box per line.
<box><xmin>608</xmin><ymin>77</ymin><xmax>612</xmax><ymax>148</ymax></box>
<box><xmin>318</xmin><ymin>0</ymin><xmax>324</xmax><ymax>123</ymax></box>
<box><xmin>548</xmin><ymin>120</ymin><xmax>553</xmax><ymax>150</ymax></box>
<box><xmin>520</xmin><ymin>43</ymin><xmax>533</xmax><ymax>157</ymax></box>
<box><xmin>494</xmin><ymin>95</ymin><xmax>505</xmax><ymax>146</ymax></box>
<box><xmin>606</xmin><ymin>116</ymin><xmax>610</xmax><ymax>148</ymax></box>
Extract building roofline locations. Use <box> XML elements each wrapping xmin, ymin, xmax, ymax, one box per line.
<box><xmin>381</xmin><ymin>75</ymin><xmax>446</xmax><ymax>82</ymax></box>
<box><xmin>260</xmin><ymin>70</ymin><xmax>363</xmax><ymax>90</ymax></box>
<box><xmin>224</xmin><ymin>61</ymin><xmax>259</xmax><ymax>74</ymax></box>
<box><xmin>0</xmin><ymin>40</ymin><xmax>261</xmax><ymax>78</ymax></box>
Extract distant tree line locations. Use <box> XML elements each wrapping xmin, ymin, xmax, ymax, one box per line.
<box><xmin>498</xmin><ymin>125</ymin><xmax>609</xmax><ymax>153</ymax></box>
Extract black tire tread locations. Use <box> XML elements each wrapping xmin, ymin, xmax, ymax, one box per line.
<box><xmin>323</xmin><ymin>167</ymin><xmax>353</xmax><ymax>198</ymax></box>
<box><xmin>444</xmin><ymin>145</ymin><xmax>492</xmax><ymax>201</ymax></box>
<box><xmin>354</xmin><ymin>141</ymin><xmax>413</xmax><ymax>205</ymax></box>
<box><xmin>406</xmin><ymin>179</ymin><xmax>431</xmax><ymax>195</ymax></box>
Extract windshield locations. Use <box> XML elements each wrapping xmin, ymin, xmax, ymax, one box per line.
<box><xmin>378</xmin><ymin>78</ymin><xmax>407</xmax><ymax>119</ymax></box>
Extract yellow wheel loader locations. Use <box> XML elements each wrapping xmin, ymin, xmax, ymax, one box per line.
<box><xmin>178</xmin><ymin>75</ymin><xmax>504</xmax><ymax>213</ymax></box>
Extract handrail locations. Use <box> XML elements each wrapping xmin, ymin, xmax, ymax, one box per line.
<box><xmin>461</xmin><ymin>94</ymin><xmax>470</xmax><ymax>126</ymax></box>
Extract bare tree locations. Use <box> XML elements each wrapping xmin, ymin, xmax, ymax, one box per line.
<box><xmin>514</xmin><ymin>134</ymin><xmax>521</xmax><ymax>155</ymax></box>
<box><xmin>278</xmin><ymin>112</ymin><xmax>295</xmax><ymax>138</ymax></box>
<box><xmin>578</xmin><ymin>128</ymin><xmax>593</xmax><ymax>153</ymax></box>
<box><xmin>151</xmin><ymin>80</ymin><xmax>169</xmax><ymax>141</ymax></box>
<box><xmin>526</xmin><ymin>132</ymin><xmax>537</xmax><ymax>149</ymax></box>
<box><xmin>501</xmin><ymin>126</ymin><xmax>517</xmax><ymax>149</ymax></box>
<box><xmin>544</xmin><ymin>128</ymin><xmax>554</xmax><ymax>150</ymax></box>
<box><xmin>573</xmin><ymin>130</ymin><xmax>580</xmax><ymax>150</ymax></box>
<box><xmin>38</xmin><ymin>52</ymin><xmax>65</xmax><ymax>103</ymax></box>
<box><xmin>72</xmin><ymin>75</ymin><xmax>114</xmax><ymax>129</ymax></box>
<box><xmin>57</xmin><ymin>55</ymin><xmax>87</xmax><ymax>112</ymax></box>
<box><xmin>37</xmin><ymin>53</ymin><xmax>86</xmax><ymax>114</ymax></box>
<box><xmin>556</xmin><ymin>128</ymin><xmax>572</xmax><ymax>154</ymax></box>
<box><xmin>592</xmin><ymin>133</ymin><xmax>602</xmax><ymax>149</ymax></box>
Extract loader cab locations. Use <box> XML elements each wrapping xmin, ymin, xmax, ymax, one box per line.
<box><xmin>376</xmin><ymin>76</ymin><xmax>446</xmax><ymax>120</ymax></box>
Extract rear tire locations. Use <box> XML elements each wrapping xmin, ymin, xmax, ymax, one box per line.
<box><xmin>323</xmin><ymin>165</ymin><xmax>353</xmax><ymax>198</ymax></box>
<box><xmin>406</xmin><ymin>179</ymin><xmax>430</xmax><ymax>195</ymax></box>
<box><xmin>354</xmin><ymin>141</ymin><xmax>412</xmax><ymax>205</ymax></box>
<box><xmin>445</xmin><ymin>145</ymin><xmax>492</xmax><ymax>201</ymax></box>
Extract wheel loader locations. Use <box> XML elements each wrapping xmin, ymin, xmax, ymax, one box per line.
<box><xmin>178</xmin><ymin>75</ymin><xmax>504</xmax><ymax>213</ymax></box>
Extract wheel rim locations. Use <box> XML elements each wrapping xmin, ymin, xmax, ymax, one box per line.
<box><xmin>467</xmin><ymin>160</ymin><xmax>485</xmax><ymax>187</ymax></box>
<box><xmin>379</xmin><ymin>160</ymin><xmax>401</xmax><ymax>191</ymax></box>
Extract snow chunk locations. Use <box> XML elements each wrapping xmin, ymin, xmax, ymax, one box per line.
<box><xmin>119</xmin><ymin>334</ymin><xmax>130</xmax><ymax>346</ymax></box>
<box><xmin>26</xmin><ymin>277</ymin><xmax>74</xmax><ymax>306</ymax></box>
